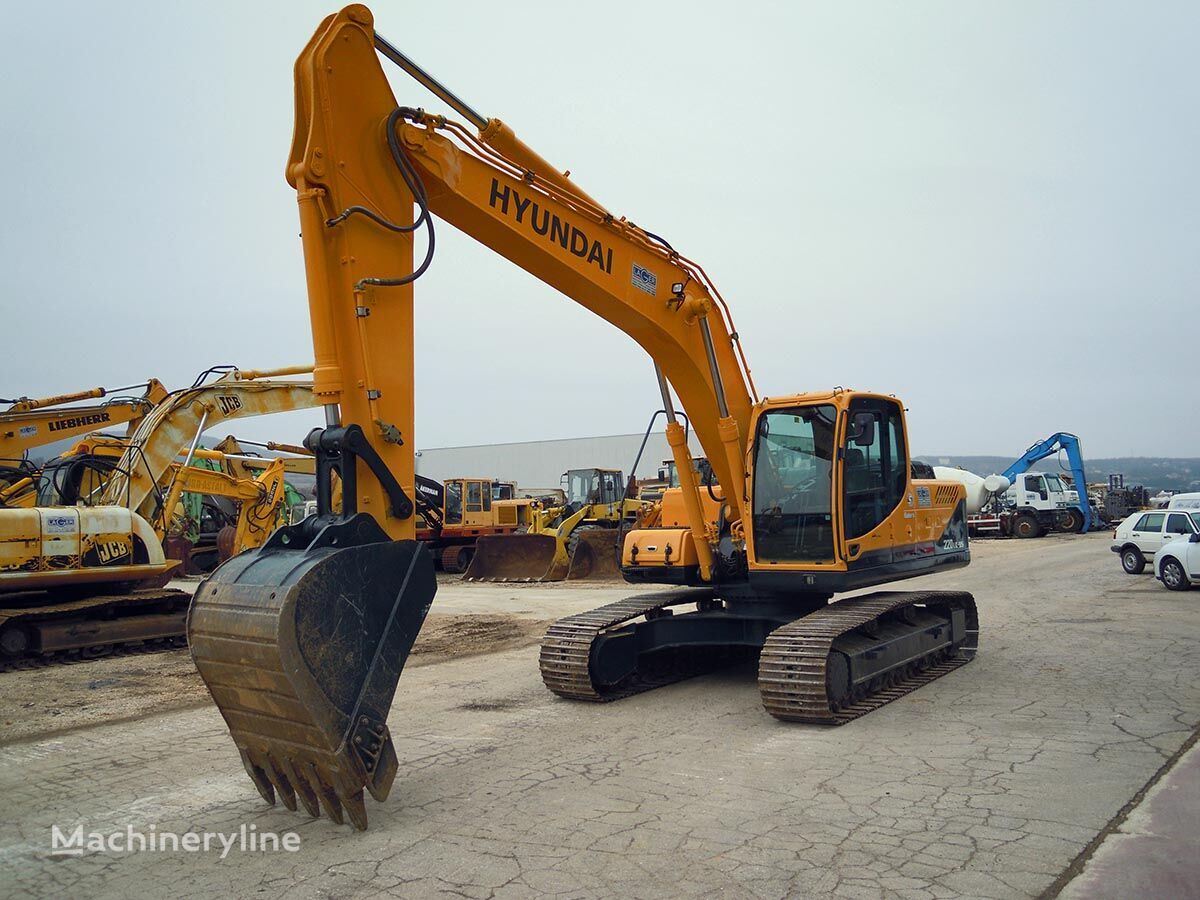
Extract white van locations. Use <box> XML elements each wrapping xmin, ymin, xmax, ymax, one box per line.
<box><xmin>1167</xmin><ymin>492</ymin><xmax>1200</xmax><ymax>511</ymax></box>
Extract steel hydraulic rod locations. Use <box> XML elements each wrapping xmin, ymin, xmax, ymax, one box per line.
<box><xmin>374</xmin><ymin>33</ymin><xmax>488</xmax><ymax>130</ymax></box>
<box><xmin>697</xmin><ymin>318</ymin><xmax>730</xmax><ymax>419</ymax></box>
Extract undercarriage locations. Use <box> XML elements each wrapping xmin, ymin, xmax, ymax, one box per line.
<box><xmin>541</xmin><ymin>588</ymin><xmax>978</xmax><ymax>722</ymax></box>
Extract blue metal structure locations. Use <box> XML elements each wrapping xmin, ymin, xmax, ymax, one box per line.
<box><xmin>1000</xmin><ymin>433</ymin><xmax>1091</xmax><ymax>532</ymax></box>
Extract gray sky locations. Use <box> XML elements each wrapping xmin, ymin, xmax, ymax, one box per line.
<box><xmin>2</xmin><ymin>1</ymin><xmax>1196</xmax><ymax>459</ymax></box>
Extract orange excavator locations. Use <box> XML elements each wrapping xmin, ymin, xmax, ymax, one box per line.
<box><xmin>188</xmin><ymin>6</ymin><xmax>977</xmax><ymax>830</ymax></box>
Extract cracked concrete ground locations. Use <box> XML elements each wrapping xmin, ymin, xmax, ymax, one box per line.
<box><xmin>1</xmin><ymin>533</ymin><xmax>1198</xmax><ymax>899</ymax></box>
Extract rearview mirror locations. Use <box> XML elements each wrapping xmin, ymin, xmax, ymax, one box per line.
<box><xmin>847</xmin><ymin>411</ymin><xmax>876</xmax><ymax>447</ymax></box>
<box><xmin>1190</xmin><ymin>532</ymin><xmax>1200</xmax><ymax>544</ymax></box>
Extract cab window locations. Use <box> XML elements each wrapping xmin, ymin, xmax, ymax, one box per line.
<box><xmin>466</xmin><ymin>481</ymin><xmax>483</xmax><ymax>513</ymax></box>
<box><xmin>752</xmin><ymin>404</ymin><xmax>836</xmax><ymax>562</ymax></box>
<box><xmin>444</xmin><ymin>482</ymin><xmax>463</xmax><ymax>524</ymax></box>
<box><xmin>1166</xmin><ymin>513</ymin><xmax>1194</xmax><ymax>535</ymax></box>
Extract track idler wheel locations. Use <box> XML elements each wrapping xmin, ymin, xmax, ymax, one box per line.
<box><xmin>187</xmin><ymin>514</ymin><xmax>436</xmax><ymax>830</ymax></box>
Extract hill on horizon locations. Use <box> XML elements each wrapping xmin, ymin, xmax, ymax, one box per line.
<box><xmin>916</xmin><ymin>455</ymin><xmax>1200</xmax><ymax>494</ymax></box>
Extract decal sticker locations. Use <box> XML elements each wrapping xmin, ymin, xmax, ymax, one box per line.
<box><xmin>915</xmin><ymin>486</ymin><xmax>932</xmax><ymax>508</ymax></box>
<box><xmin>96</xmin><ymin>540</ymin><xmax>131</xmax><ymax>564</ymax></box>
<box><xmin>19</xmin><ymin>425</ymin><xmax>38</xmax><ymax>438</ymax></box>
<box><xmin>487</xmin><ymin>178</ymin><xmax>613</xmax><ymax>273</ymax></box>
<box><xmin>49</xmin><ymin>412</ymin><xmax>110</xmax><ymax>433</ymax></box>
<box><xmin>217</xmin><ymin>395</ymin><xmax>243</xmax><ymax>415</ymax></box>
<box><xmin>631</xmin><ymin>264</ymin><xmax>657</xmax><ymax>296</ymax></box>
<box><xmin>44</xmin><ymin>514</ymin><xmax>78</xmax><ymax>534</ymax></box>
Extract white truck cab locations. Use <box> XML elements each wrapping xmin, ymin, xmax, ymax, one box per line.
<box><xmin>1001</xmin><ymin>472</ymin><xmax>1082</xmax><ymax>536</ymax></box>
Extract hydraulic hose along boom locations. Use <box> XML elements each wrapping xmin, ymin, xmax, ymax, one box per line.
<box><xmin>189</xmin><ymin>5</ymin><xmax>978</xmax><ymax>831</ymax></box>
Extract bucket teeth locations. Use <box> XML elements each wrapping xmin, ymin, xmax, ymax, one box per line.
<box><xmin>342</xmin><ymin>791</ymin><xmax>369</xmax><ymax>831</ymax></box>
<box><xmin>240</xmin><ymin>750</ymin><xmax>276</xmax><ymax>806</ymax></box>
<box><xmin>241</xmin><ymin>749</ymin><xmax>371</xmax><ymax>828</ymax></box>
<box><xmin>285</xmin><ymin>759</ymin><xmax>321</xmax><ymax>819</ymax></box>
<box><xmin>268</xmin><ymin>757</ymin><xmax>299</xmax><ymax>812</ymax></box>
<box><xmin>306</xmin><ymin>762</ymin><xmax>345</xmax><ymax>825</ymax></box>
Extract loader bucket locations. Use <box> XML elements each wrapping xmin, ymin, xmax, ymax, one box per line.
<box><xmin>565</xmin><ymin>529</ymin><xmax>624</xmax><ymax>581</ymax></box>
<box><xmin>464</xmin><ymin>534</ymin><xmax>567</xmax><ymax>582</ymax></box>
<box><xmin>187</xmin><ymin>514</ymin><xmax>436</xmax><ymax>830</ymax></box>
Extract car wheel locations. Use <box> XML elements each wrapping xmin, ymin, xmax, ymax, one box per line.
<box><xmin>1014</xmin><ymin>514</ymin><xmax>1041</xmax><ymax>539</ymax></box>
<box><xmin>1121</xmin><ymin>547</ymin><xmax>1146</xmax><ymax>575</ymax></box>
<box><xmin>1160</xmin><ymin>557</ymin><xmax>1190</xmax><ymax>591</ymax></box>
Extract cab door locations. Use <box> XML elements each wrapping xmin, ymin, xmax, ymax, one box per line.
<box><xmin>840</xmin><ymin>398</ymin><xmax>907</xmax><ymax>564</ymax></box>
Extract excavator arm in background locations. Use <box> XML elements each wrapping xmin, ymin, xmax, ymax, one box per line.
<box><xmin>1</xmin><ymin>379</ymin><xmax>169</xmax><ymax>459</ymax></box>
<box><xmin>189</xmin><ymin>6</ymin><xmax>977</xmax><ymax>830</ymax></box>
<box><xmin>0</xmin><ymin>379</ymin><xmax>169</xmax><ymax>502</ymax></box>
<box><xmin>1000</xmin><ymin>432</ymin><xmax>1092</xmax><ymax>532</ymax></box>
<box><xmin>160</xmin><ymin>456</ymin><xmax>292</xmax><ymax>553</ymax></box>
<box><xmin>99</xmin><ymin>368</ymin><xmax>316</xmax><ymax>523</ymax></box>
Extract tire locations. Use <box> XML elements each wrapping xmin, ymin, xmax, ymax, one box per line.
<box><xmin>566</xmin><ymin>523</ymin><xmax>606</xmax><ymax>559</ymax></box>
<box><xmin>1160</xmin><ymin>557</ymin><xmax>1190</xmax><ymax>591</ymax></box>
<box><xmin>1121</xmin><ymin>547</ymin><xmax>1146</xmax><ymax>575</ymax></box>
<box><xmin>1014</xmin><ymin>514</ymin><xmax>1041</xmax><ymax>539</ymax></box>
<box><xmin>1059</xmin><ymin>509</ymin><xmax>1084</xmax><ymax>534</ymax></box>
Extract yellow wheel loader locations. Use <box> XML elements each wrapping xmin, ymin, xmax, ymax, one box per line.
<box><xmin>0</xmin><ymin>368</ymin><xmax>316</xmax><ymax>665</ymax></box>
<box><xmin>465</xmin><ymin>467</ymin><xmax>645</xmax><ymax>581</ymax></box>
<box><xmin>187</xmin><ymin>7</ymin><xmax>977</xmax><ymax>829</ymax></box>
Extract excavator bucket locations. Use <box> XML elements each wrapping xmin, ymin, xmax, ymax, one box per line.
<box><xmin>565</xmin><ymin>530</ymin><xmax>625</xmax><ymax>581</ymax></box>
<box><xmin>464</xmin><ymin>534</ymin><xmax>567</xmax><ymax>582</ymax></box>
<box><xmin>187</xmin><ymin>515</ymin><xmax>436</xmax><ymax>830</ymax></box>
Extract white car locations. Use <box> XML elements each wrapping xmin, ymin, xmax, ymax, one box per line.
<box><xmin>1112</xmin><ymin>509</ymin><xmax>1200</xmax><ymax>574</ymax></box>
<box><xmin>1154</xmin><ymin>531</ymin><xmax>1200</xmax><ymax>591</ymax></box>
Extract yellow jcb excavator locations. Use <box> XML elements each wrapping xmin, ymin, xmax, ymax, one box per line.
<box><xmin>188</xmin><ymin>6</ymin><xmax>977</xmax><ymax>830</ymax></box>
<box><xmin>0</xmin><ymin>368</ymin><xmax>316</xmax><ymax>663</ymax></box>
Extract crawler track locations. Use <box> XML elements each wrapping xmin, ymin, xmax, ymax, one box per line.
<box><xmin>540</xmin><ymin>589</ymin><xmax>978</xmax><ymax>724</ymax></box>
<box><xmin>758</xmin><ymin>591</ymin><xmax>978</xmax><ymax>723</ymax></box>
<box><xmin>0</xmin><ymin>635</ymin><xmax>188</xmax><ymax>673</ymax></box>
<box><xmin>540</xmin><ymin>589</ymin><xmax>741</xmax><ymax>701</ymax></box>
<box><xmin>0</xmin><ymin>588</ymin><xmax>190</xmax><ymax>671</ymax></box>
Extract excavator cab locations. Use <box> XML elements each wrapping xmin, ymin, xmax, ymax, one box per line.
<box><xmin>35</xmin><ymin>453</ymin><xmax>121</xmax><ymax>507</ymax></box>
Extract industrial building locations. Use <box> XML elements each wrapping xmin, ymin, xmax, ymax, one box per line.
<box><xmin>415</xmin><ymin>431</ymin><xmax>703</xmax><ymax>494</ymax></box>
